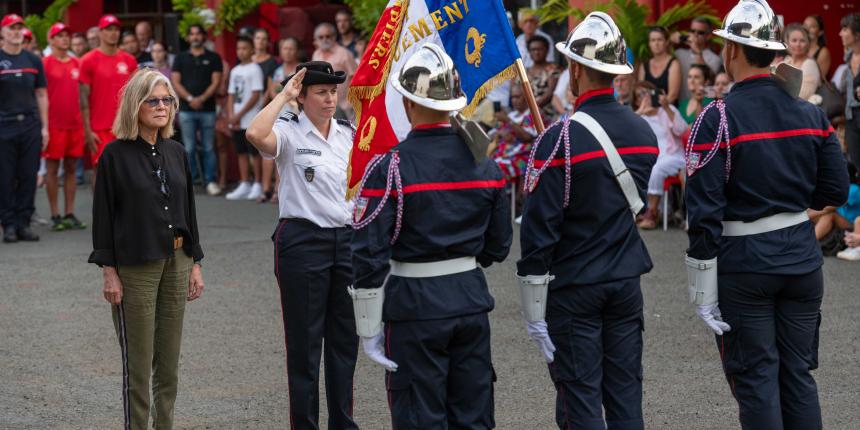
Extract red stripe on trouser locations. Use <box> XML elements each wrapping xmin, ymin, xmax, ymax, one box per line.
<box><xmin>273</xmin><ymin>220</ymin><xmax>295</xmax><ymax>429</ymax></box>
<box><xmin>117</xmin><ymin>303</ymin><xmax>131</xmax><ymax>430</ymax></box>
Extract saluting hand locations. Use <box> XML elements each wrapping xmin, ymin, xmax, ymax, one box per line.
<box><xmin>280</xmin><ymin>68</ymin><xmax>307</xmax><ymax>100</ymax></box>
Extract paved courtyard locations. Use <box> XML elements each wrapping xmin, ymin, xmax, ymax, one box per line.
<box><xmin>1</xmin><ymin>188</ymin><xmax>858</xmax><ymax>429</ymax></box>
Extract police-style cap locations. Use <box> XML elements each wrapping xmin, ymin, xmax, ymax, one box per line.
<box><xmin>281</xmin><ymin>61</ymin><xmax>346</xmax><ymax>87</ymax></box>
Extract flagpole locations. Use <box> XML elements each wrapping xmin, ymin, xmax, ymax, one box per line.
<box><xmin>514</xmin><ymin>58</ymin><xmax>546</xmax><ymax>133</ymax></box>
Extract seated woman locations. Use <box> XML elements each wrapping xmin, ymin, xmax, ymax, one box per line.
<box><xmin>633</xmin><ymin>81</ymin><xmax>688</xmax><ymax>229</ymax></box>
<box><xmin>679</xmin><ymin>64</ymin><xmax>714</xmax><ymax>124</ymax></box>
<box><xmin>491</xmin><ymin>83</ymin><xmax>541</xmax><ymax>218</ymax></box>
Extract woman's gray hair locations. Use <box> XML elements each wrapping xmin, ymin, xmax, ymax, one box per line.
<box><xmin>112</xmin><ymin>69</ymin><xmax>179</xmax><ymax>140</ymax></box>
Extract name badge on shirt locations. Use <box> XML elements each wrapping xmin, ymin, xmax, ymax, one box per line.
<box><xmin>304</xmin><ymin>167</ymin><xmax>315</xmax><ymax>182</ymax></box>
<box><xmin>296</xmin><ymin>148</ymin><xmax>322</xmax><ymax>156</ymax></box>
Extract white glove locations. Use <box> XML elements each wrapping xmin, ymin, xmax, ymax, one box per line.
<box><xmin>696</xmin><ymin>303</ymin><xmax>731</xmax><ymax>335</ymax></box>
<box><xmin>524</xmin><ymin>319</ymin><xmax>556</xmax><ymax>363</ymax></box>
<box><xmin>361</xmin><ymin>332</ymin><xmax>398</xmax><ymax>372</ymax></box>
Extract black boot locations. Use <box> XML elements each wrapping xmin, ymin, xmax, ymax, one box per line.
<box><xmin>16</xmin><ymin>225</ymin><xmax>40</xmax><ymax>242</ymax></box>
<box><xmin>3</xmin><ymin>226</ymin><xmax>17</xmax><ymax>243</ymax></box>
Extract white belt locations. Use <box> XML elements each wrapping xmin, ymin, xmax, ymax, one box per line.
<box><xmin>389</xmin><ymin>257</ymin><xmax>477</xmax><ymax>278</ymax></box>
<box><xmin>722</xmin><ymin>211</ymin><xmax>809</xmax><ymax>236</ymax></box>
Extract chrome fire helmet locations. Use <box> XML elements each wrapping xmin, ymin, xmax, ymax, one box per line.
<box><xmin>391</xmin><ymin>44</ymin><xmax>467</xmax><ymax>112</ymax></box>
<box><xmin>713</xmin><ymin>0</ymin><xmax>785</xmax><ymax>50</ymax></box>
<box><xmin>555</xmin><ymin>11</ymin><xmax>634</xmax><ymax>75</ymax></box>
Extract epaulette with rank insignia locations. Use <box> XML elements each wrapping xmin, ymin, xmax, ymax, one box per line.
<box><xmin>279</xmin><ymin>112</ymin><xmax>298</xmax><ymax>123</ymax></box>
<box><xmin>336</xmin><ymin>118</ymin><xmax>356</xmax><ymax>131</ymax></box>
<box><xmin>337</xmin><ymin>118</ymin><xmax>356</xmax><ymax>140</ymax></box>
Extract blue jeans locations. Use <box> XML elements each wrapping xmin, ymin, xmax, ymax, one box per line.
<box><xmin>178</xmin><ymin>111</ymin><xmax>217</xmax><ymax>184</ymax></box>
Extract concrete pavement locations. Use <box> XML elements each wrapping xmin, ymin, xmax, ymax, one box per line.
<box><xmin>1</xmin><ymin>187</ymin><xmax>858</xmax><ymax>429</ymax></box>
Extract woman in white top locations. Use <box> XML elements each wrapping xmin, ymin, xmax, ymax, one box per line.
<box><xmin>782</xmin><ymin>23</ymin><xmax>821</xmax><ymax>100</ymax></box>
<box><xmin>633</xmin><ymin>81</ymin><xmax>688</xmax><ymax>229</ymax></box>
<box><xmin>245</xmin><ymin>62</ymin><xmax>359</xmax><ymax>429</ymax></box>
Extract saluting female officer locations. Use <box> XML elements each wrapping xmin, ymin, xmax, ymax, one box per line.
<box><xmin>245</xmin><ymin>61</ymin><xmax>358</xmax><ymax>430</ymax></box>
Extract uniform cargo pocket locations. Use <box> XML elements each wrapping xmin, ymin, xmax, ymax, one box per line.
<box><xmin>386</xmin><ymin>370</ymin><xmax>418</xmax><ymax>429</ymax></box>
<box><xmin>809</xmin><ymin>312</ymin><xmax>821</xmax><ymax>370</ymax></box>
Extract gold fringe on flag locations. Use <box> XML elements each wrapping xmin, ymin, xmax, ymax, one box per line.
<box><xmin>461</xmin><ymin>63</ymin><xmax>518</xmax><ymax>117</ymax></box>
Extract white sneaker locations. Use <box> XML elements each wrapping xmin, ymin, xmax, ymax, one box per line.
<box><xmin>836</xmin><ymin>246</ymin><xmax>860</xmax><ymax>261</ymax></box>
<box><xmin>226</xmin><ymin>182</ymin><xmax>251</xmax><ymax>200</ymax></box>
<box><xmin>206</xmin><ymin>182</ymin><xmax>222</xmax><ymax>196</ymax></box>
<box><xmin>246</xmin><ymin>182</ymin><xmax>263</xmax><ymax>200</ymax></box>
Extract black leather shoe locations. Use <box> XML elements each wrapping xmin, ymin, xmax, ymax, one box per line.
<box><xmin>16</xmin><ymin>226</ymin><xmax>39</xmax><ymax>242</ymax></box>
<box><xmin>3</xmin><ymin>226</ymin><xmax>17</xmax><ymax>243</ymax></box>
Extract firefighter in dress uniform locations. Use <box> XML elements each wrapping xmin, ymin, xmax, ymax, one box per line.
<box><xmin>349</xmin><ymin>44</ymin><xmax>512</xmax><ymax>429</ymax></box>
<box><xmin>516</xmin><ymin>13</ymin><xmax>659</xmax><ymax>430</ymax></box>
<box><xmin>684</xmin><ymin>1</ymin><xmax>848</xmax><ymax>429</ymax></box>
<box><xmin>245</xmin><ymin>62</ymin><xmax>359</xmax><ymax>430</ymax></box>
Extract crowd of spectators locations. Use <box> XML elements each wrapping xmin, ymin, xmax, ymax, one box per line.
<box><xmin>1</xmin><ymin>7</ymin><xmax>858</xmax><ymax>261</ymax></box>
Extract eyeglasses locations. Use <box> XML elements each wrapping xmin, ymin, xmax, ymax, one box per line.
<box><xmin>154</xmin><ymin>165</ymin><xmax>171</xmax><ymax>199</ymax></box>
<box><xmin>690</xmin><ymin>29</ymin><xmax>709</xmax><ymax>36</ymax></box>
<box><xmin>143</xmin><ymin>96</ymin><xmax>175</xmax><ymax>108</ymax></box>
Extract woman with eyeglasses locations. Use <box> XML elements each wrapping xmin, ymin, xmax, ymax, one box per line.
<box><xmin>89</xmin><ymin>68</ymin><xmax>205</xmax><ymax>430</ymax></box>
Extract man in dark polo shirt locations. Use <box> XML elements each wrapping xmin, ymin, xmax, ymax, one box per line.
<box><xmin>1</xmin><ymin>14</ymin><xmax>48</xmax><ymax>243</ymax></box>
<box><xmin>171</xmin><ymin>24</ymin><xmax>223</xmax><ymax>195</ymax></box>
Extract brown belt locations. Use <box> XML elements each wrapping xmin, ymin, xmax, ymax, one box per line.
<box><xmin>173</xmin><ymin>236</ymin><xmax>183</xmax><ymax>250</ymax></box>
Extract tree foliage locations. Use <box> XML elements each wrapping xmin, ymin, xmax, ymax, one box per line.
<box><xmin>343</xmin><ymin>0</ymin><xmax>390</xmax><ymax>36</ymax></box>
<box><xmin>22</xmin><ymin>0</ymin><xmax>76</xmax><ymax>49</ymax></box>
<box><xmin>532</xmin><ymin>0</ymin><xmax>719</xmax><ymax>64</ymax></box>
<box><xmin>214</xmin><ymin>0</ymin><xmax>284</xmax><ymax>35</ymax></box>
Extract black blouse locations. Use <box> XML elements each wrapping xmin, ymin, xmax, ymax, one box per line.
<box><xmin>88</xmin><ymin>136</ymin><xmax>204</xmax><ymax>267</ymax></box>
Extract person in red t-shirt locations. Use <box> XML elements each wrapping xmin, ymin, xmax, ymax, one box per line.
<box><xmin>79</xmin><ymin>15</ymin><xmax>137</xmax><ymax>170</ymax></box>
<box><xmin>43</xmin><ymin>22</ymin><xmax>87</xmax><ymax>231</ymax></box>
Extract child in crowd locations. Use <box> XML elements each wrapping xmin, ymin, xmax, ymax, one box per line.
<box><xmin>225</xmin><ymin>35</ymin><xmax>264</xmax><ymax>200</ymax></box>
<box><xmin>810</xmin><ymin>172</ymin><xmax>860</xmax><ymax>260</ymax></box>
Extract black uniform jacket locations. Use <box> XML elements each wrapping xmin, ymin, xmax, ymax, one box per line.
<box><xmin>352</xmin><ymin>126</ymin><xmax>512</xmax><ymax>322</ymax></box>
<box><xmin>517</xmin><ymin>89</ymin><xmax>658</xmax><ymax>288</ymax></box>
<box><xmin>685</xmin><ymin>75</ymin><xmax>849</xmax><ymax>274</ymax></box>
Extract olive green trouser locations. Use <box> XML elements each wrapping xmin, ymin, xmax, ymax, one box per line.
<box><xmin>112</xmin><ymin>252</ymin><xmax>192</xmax><ymax>430</ymax></box>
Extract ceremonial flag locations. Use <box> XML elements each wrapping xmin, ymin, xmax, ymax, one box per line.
<box><xmin>346</xmin><ymin>0</ymin><xmax>521</xmax><ymax>198</ymax></box>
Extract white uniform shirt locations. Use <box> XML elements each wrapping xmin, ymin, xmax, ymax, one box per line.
<box><xmin>263</xmin><ymin>111</ymin><xmax>355</xmax><ymax>228</ymax></box>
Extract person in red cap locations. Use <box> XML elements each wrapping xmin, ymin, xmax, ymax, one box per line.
<box><xmin>1</xmin><ymin>14</ymin><xmax>48</xmax><ymax>243</ymax></box>
<box><xmin>42</xmin><ymin>22</ymin><xmax>87</xmax><ymax>231</ymax></box>
<box><xmin>79</xmin><ymin>14</ymin><xmax>137</xmax><ymax>174</ymax></box>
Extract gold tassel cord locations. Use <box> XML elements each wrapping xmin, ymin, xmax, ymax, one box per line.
<box><xmin>461</xmin><ymin>63</ymin><xmax>518</xmax><ymax>117</ymax></box>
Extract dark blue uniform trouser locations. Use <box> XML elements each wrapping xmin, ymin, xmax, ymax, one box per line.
<box><xmin>273</xmin><ymin>218</ymin><xmax>359</xmax><ymax>430</ymax></box>
<box><xmin>384</xmin><ymin>312</ymin><xmax>495</xmax><ymax>429</ymax></box>
<box><xmin>0</xmin><ymin>120</ymin><xmax>41</xmax><ymax>230</ymax></box>
<box><xmin>546</xmin><ymin>277</ymin><xmax>644</xmax><ymax>430</ymax></box>
<box><xmin>717</xmin><ymin>269</ymin><xmax>823</xmax><ymax>430</ymax></box>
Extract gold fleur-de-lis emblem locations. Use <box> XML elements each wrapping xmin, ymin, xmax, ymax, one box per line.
<box><xmin>359</xmin><ymin>116</ymin><xmax>377</xmax><ymax>151</ymax></box>
<box><xmin>465</xmin><ymin>27</ymin><xmax>486</xmax><ymax>68</ymax></box>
